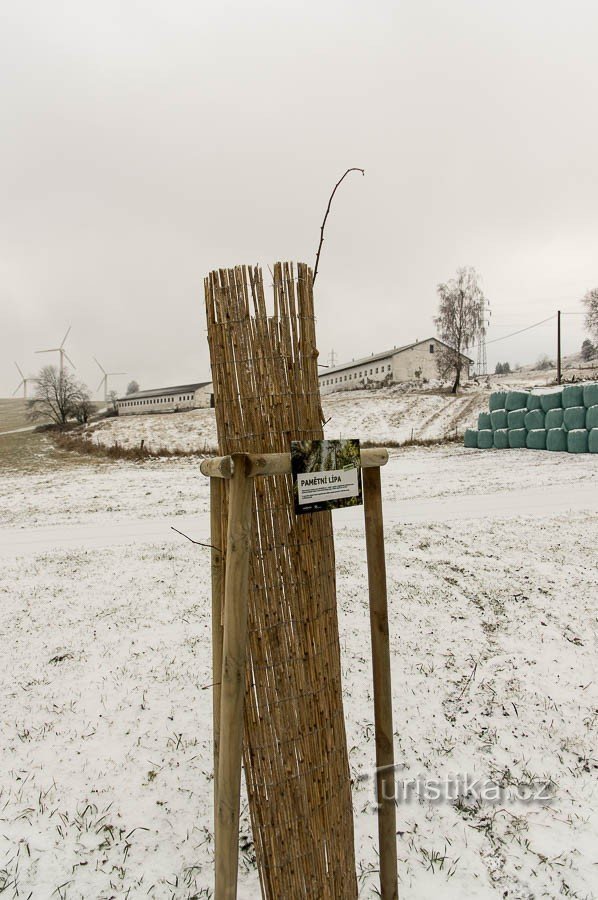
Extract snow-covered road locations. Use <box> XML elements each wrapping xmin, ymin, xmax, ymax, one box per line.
<box><xmin>2</xmin><ymin>474</ymin><xmax>597</xmax><ymax>556</ymax></box>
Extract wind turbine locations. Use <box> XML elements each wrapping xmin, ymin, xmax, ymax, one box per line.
<box><xmin>36</xmin><ymin>326</ymin><xmax>75</xmax><ymax>375</ymax></box>
<box><xmin>12</xmin><ymin>362</ymin><xmax>38</xmax><ymax>399</ymax></box>
<box><xmin>94</xmin><ymin>357</ymin><xmax>126</xmax><ymax>402</ymax></box>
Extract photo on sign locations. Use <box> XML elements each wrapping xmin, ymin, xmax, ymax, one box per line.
<box><xmin>291</xmin><ymin>438</ymin><xmax>362</xmax><ymax>515</ymax></box>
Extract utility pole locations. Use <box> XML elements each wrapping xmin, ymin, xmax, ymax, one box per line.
<box><xmin>557</xmin><ymin>310</ymin><xmax>562</xmax><ymax>385</ymax></box>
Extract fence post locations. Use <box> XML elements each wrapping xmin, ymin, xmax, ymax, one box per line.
<box><xmin>211</xmin><ymin>477</ymin><xmax>224</xmax><ymax>825</ymax></box>
<box><xmin>363</xmin><ymin>465</ymin><xmax>399</xmax><ymax>900</ymax></box>
<box><xmin>215</xmin><ymin>454</ymin><xmax>253</xmax><ymax>900</ymax></box>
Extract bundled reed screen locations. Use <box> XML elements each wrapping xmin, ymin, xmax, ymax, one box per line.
<box><xmin>205</xmin><ymin>263</ymin><xmax>357</xmax><ymax>900</ymax></box>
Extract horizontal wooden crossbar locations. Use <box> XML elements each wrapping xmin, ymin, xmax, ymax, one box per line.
<box><xmin>200</xmin><ymin>448</ymin><xmax>389</xmax><ymax>479</ymax></box>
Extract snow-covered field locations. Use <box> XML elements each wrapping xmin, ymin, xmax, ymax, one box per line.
<box><xmin>1</xmin><ymin>431</ymin><xmax>597</xmax><ymax>899</ymax></box>
<box><xmin>88</xmin><ymin>388</ymin><xmax>490</xmax><ymax>453</ymax></box>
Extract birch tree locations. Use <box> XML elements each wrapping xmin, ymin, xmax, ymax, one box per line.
<box><xmin>435</xmin><ymin>267</ymin><xmax>484</xmax><ymax>393</ymax></box>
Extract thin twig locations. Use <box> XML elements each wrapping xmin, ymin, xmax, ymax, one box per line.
<box><xmin>171</xmin><ymin>526</ymin><xmax>220</xmax><ymax>552</ymax></box>
<box><xmin>313</xmin><ymin>167</ymin><xmax>364</xmax><ymax>284</ymax></box>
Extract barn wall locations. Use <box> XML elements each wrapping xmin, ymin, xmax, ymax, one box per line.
<box><xmin>319</xmin><ymin>356</ymin><xmax>393</xmax><ymax>394</ymax></box>
<box><xmin>118</xmin><ymin>387</ymin><xmax>212</xmax><ymax>415</ymax></box>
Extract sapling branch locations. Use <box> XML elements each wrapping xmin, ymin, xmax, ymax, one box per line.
<box><xmin>313</xmin><ymin>167</ymin><xmax>364</xmax><ymax>284</ymax></box>
<box><xmin>171</xmin><ymin>526</ymin><xmax>220</xmax><ymax>553</ymax></box>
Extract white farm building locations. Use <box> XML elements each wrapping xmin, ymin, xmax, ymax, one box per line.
<box><xmin>319</xmin><ymin>338</ymin><xmax>473</xmax><ymax>394</ymax></box>
<box><xmin>117</xmin><ymin>382</ymin><xmax>213</xmax><ymax>416</ymax></box>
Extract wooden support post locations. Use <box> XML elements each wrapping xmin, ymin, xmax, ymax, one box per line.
<box><xmin>211</xmin><ymin>477</ymin><xmax>224</xmax><ymax>825</ymax></box>
<box><xmin>363</xmin><ymin>466</ymin><xmax>399</xmax><ymax>900</ymax></box>
<box><xmin>215</xmin><ymin>454</ymin><xmax>253</xmax><ymax>900</ymax></box>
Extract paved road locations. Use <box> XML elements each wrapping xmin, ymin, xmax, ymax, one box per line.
<box><xmin>1</xmin><ymin>480</ymin><xmax>597</xmax><ymax>557</ymax></box>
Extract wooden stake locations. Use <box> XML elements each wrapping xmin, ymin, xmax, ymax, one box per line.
<box><xmin>363</xmin><ymin>466</ymin><xmax>399</xmax><ymax>900</ymax></box>
<box><xmin>215</xmin><ymin>454</ymin><xmax>253</xmax><ymax>900</ymax></box>
<box><xmin>211</xmin><ymin>477</ymin><xmax>224</xmax><ymax>826</ymax></box>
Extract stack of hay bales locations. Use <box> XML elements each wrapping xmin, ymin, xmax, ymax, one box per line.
<box><xmin>464</xmin><ymin>383</ymin><xmax>598</xmax><ymax>453</ymax></box>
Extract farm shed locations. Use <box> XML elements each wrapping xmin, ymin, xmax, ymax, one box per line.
<box><xmin>117</xmin><ymin>381</ymin><xmax>213</xmax><ymax>416</ymax></box>
<box><xmin>319</xmin><ymin>338</ymin><xmax>473</xmax><ymax>393</ymax></box>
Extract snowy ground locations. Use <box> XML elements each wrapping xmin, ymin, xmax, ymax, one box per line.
<box><xmin>1</xmin><ymin>438</ymin><xmax>597</xmax><ymax>899</ymax></box>
<box><xmin>87</xmin><ymin>389</ymin><xmax>490</xmax><ymax>453</ymax></box>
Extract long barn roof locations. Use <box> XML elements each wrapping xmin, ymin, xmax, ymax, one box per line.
<box><xmin>118</xmin><ymin>382</ymin><xmax>211</xmax><ymax>401</ymax></box>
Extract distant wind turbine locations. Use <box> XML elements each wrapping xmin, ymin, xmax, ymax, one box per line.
<box><xmin>36</xmin><ymin>326</ymin><xmax>75</xmax><ymax>375</ymax></box>
<box><xmin>12</xmin><ymin>362</ymin><xmax>38</xmax><ymax>399</ymax></box>
<box><xmin>94</xmin><ymin>357</ymin><xmax>126</xmax><ymax>401</ymax></box>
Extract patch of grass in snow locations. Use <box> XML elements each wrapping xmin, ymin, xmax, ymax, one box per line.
<box><xmin>52</xmin><ymin>431</ymin><xmax>217</xmax><ymax>461</ymax></box>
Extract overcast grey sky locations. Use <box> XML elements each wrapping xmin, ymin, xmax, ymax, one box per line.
<box><xmin>2</xmin><ymin>0</ymin><xmax>597</xmax><ymax>398</ymax></box>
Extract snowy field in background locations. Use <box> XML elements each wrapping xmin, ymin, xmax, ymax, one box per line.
<box><xmin>88</xmin><ymin>389</ymin><xmax>491</xmax><ymax>453</ymax></box>
<box><xmin>1</xmin><ymin>442</ymin><xmax>597</xmax><ymax>898</ymax></box>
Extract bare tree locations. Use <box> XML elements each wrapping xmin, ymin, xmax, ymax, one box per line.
<box><xmin>126</xmin><ymin>380</ymin><xmax>140</xmax><ymax>395</ymax></box>
<box><xmin>107</xmin><ymin>389</ymin><xmax>119</xmax><ymax>413</ymax></box>
<box><xmin>582</xmin><ymin>288</ymin><xmax>598</xmax><ymax>342</ymax></box>
<box><xmin>28</xmin><ymin>365</ymin><xmax>90</xmax><ymax>426</ymax></box>
<box><xmin>434</xmin><ymin>267</ymin><xmax>485</xmax><ymax>393</ymax></box>
<box><xmin>72</xmin><ymin>396</ymin><xmax>95</xmax><ymax>424</ymax></box>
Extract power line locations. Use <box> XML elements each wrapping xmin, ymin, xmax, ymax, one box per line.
<box><xmin>485</xmin><ymin>314</ymin><xmax>556</xmax><ymax>346</ymax></box>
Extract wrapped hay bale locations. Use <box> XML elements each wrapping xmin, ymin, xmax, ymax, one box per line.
<box><xmin>562</xmin><ymin>384</ymin><xmax>584</xmax><ymax>408</ymax></box>
<box><xmin>493</xmin><ymin>428</ymin><xmax>509</xmax><ymax>450</ymax></box>
<box><xmin>507</xmin><ymin>408</ymin><xmax>527</xmax><ymax>429</ymax></box>
<box><xmin>506</xmin><ymin>390</ymin><xmax>530</xmax><ymax>411</ymax></box>
<box><xmin>489</xmin><ymin>391</ymin><xmax>507</xmax><ymax>411</ymax></box>
<box><xmin>524</xmin><ymin>409</ymin><xmax>545</xmax><ymax>430</ymax></box>
<box><xmin>490</xmin><ymin>409</ymin><xmax>508</xmax><ymax>430</ymax></box>
<box><xmin>526</xmin><ymin>393</ymin><xmax>542</xmax><ymax>410</ymax></box>
<box><xmin>567</xmin><ymin>429</ymin><xmax>589</xmax><ymax>453</ymax></box>
<box><xmin>547</xmin><ymin>428</ymin><xmax>567</xmax><ymax>452</ymax></box>
<box><xmin>563</xmin><ymin>406</ymin><xmax>586</xmax><ymax>431</ymax></box>
<box><xmin>589</xmin><ymin>428</ymin><xmax>598</xmax><ymax>453</ymax></box>
<box><xmin>586</xmin><ymin>405</ymin><xmax>598</xmax><ymax>430</ymax></box>
<box><xmin>526</xmin><ymin>428</ymin><xmax>547</xmax><ymax>450</ymax></box>
<box><xmin>478</xmin><ymin>412</ymin><xmax>492</xmax><ymax>430</ymax></box>
<box><xmin>540</xmin><ymin>391</ymin><xmax>562</xmax><ymax>412</ymax></box>
<box><xmin>477</xmin><ymin>429</ymin><xmax>494</xmax><ymax>449</ymax></box>
<box><xmin>508</xmin><ymin>428</ymin><xmax>527</xmax><ymax>449</ymax></box>
<box><xmin>464</xmin><ymin>429</ymin><xmax>478</xmax><ymax>448</ymax></box>
<box><xmin>545</xmin><ymin>408</ymin><xmax>564</xmax><ymax>429</ymax></box>
<box><xmin>583</xmin><ymin>383</ymin><xmax>598</xmax><ymax>408</ymax></box>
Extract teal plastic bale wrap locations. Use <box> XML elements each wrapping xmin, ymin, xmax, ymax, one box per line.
<box><xmin>562</xmin><ymin>384</ymin><xmax>584</xmax><ymax>408</ymax></box>
<box><xmin>477</xmin><ymin>429</ymin><xmax>494</xmax><ymax>449</ymax></box>
<box><xmin>493</xmin><ymin>428</ymin><xmax>509</xmax><ymax>449</ymax></box>
<box><xmin>526</xmin><ymin>393</ymin><xmax>542</xmax><ymax>410</ymax></box>
<box><xmin>464</xmin><ymin>429</ymin><xmax>478</xmax><ymax>448</ymax></box>
<box><xmin>490</xmin><ymin>409</ymin><xmax>508</xmax><ymax>430</ymax></box>
<box><xmin>507</xmin><ymin>408</ymin><xmax>527</xmax><ymax>429</ymax></box>
<box><xmin>547</xmin><ymin>428</ymin><xmax>567</xmax><ymax>452</ymax></box>
<box><xmin>583</xmin><ymin>383</ymin><xmax>598</xmax><ymax>408</ymax></box>
<box><xmin>586</xmin><ymin>405</ymin><xmax>598</xmax><ymax>430</ymax></box>
<box><xmin>567</xmin><ymin>429</ymin><xmax>589</xmax><ymax>453</ymax></box>
<box><xmin>524</xmin><ymin>409</ymin><xmax>545</xmax><ymax>430</ymax></box>
<box><xmin>508</xmin><ymin>428</ymin><xmax>527</xmax><ymax>449</ymax></box>
<box><xmin>545</xmin><ymin>408</ymin><xmax>564</xmax><ymax>429</ymax></box>
<box><xmin>478</xmin><ymin>412</ymin><xmax>492</xmax><ymax>430</ymax></box>
<box><xmin>563</xmin><ymin>406</ymin><xmax>586</xmax><ymax>431</ymax></box>
<box><xmin>489</xmin><ymin>391</ymin><xmax>507</xmax><ymax>412</ymax></box>
<box><xmin>589</xmin><ymin>429</ymin><xmax>598</xmax><ymax>453</ymax></box>
<box><xmin>506</xmin><ymin>390</ymin><xmax>530</xmax><ymax>411</ymax></box>
<box><xmin>540</xmin><ymin>391</ymin><xmax>563</xmax><ymax>412</ymax></box>
<box><xmin>526</xmin><ymin>429</ymin><xmax>547</xmax><ymax>450</ymax></box>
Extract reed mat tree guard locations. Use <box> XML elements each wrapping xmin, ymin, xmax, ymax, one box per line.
<box><xmin>204</xmin><ymin>262</ymin><xmax>398</xmax><ymax>900</ymax></box>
